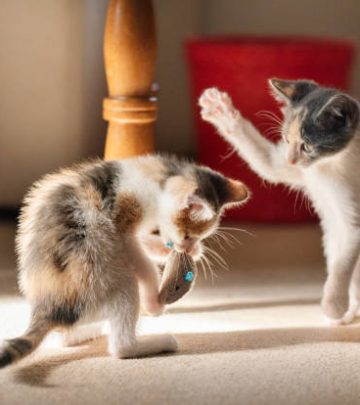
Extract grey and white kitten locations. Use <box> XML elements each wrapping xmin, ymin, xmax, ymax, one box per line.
<box><xmin>0</xmin><ymin>154</ymin><xmax>248</xmax><ymax>367</ymax></box>
<box><xmin>199</xmin><ymin>80</ymin><xmax>360</xmax><ymax>325</ymax></box>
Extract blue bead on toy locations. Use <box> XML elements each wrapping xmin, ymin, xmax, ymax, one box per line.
<box><xmin>165</xmin><ymin>240</ymin><xmax>174</xmax><ymax>249</ymax></box>
<box><xmin>184</xmin><ymin>271</ymin><xmax>194</xmax><ymax>282</ymax></box>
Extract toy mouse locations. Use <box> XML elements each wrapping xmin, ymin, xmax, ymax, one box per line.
<box><xmin>159</xmin><ymin>250</ymin><xmax>197</xmax><ymax>305</ymax></box>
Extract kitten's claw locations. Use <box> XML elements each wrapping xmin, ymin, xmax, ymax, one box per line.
<box><xmin>199</xmin><ymin>88</ymin><xmax>240</xmax><ymax>136</ymax></box>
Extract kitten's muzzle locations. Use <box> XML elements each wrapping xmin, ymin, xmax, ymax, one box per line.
<box><xmin>175</xmin><ymin>241</ymin><xmax>201</xmax><ymax>258</ymax></box>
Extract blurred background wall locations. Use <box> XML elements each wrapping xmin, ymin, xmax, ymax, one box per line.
<box><xmin>1</xmin><ymin>0</ymin><xmax>360</xmax><ymax>206</ymax></box>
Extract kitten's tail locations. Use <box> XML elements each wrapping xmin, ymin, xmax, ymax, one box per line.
<box><xmin>0</xmin><ymin>312</ymin><xmax>51</xmax><ymax>368</ymax></box>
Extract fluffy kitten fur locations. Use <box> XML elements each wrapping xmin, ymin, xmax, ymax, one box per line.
<box><xmin>0</xmin><ymin>155</ymin><xmax>248</xmax><ymax>367</ymax></box>
<box><xmin>199</xmin><ymin>80</ymin><xmax>360</xmax><ymax>325</ymax></box>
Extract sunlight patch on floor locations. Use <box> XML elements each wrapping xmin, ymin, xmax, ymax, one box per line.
<box><xmin>0</xmin><ymin>292</ymin><xmax>327</xmax><ymax>352</ymax></box>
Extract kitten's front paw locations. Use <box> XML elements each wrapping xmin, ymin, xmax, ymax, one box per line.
<box><xmin>199</xmin><ymin>88</ymin><xmax>240</xmax><ymax>136</ymax></box>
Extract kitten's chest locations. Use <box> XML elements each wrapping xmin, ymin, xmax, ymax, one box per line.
<box><xmin>303</xmin><ymin>168</ymin><xmax>353</xmax><ymax>223</ymax></box>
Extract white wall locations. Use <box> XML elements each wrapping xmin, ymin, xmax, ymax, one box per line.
<box><xmin>0</xmin><ymin>0</ymin><xmax>107</xmax><ymax>205</ymax></box>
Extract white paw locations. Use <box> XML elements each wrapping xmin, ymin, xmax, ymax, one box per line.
<box><xmin>324</xmin><ymin>310</ymin><xmax>356</xmax><ymax>326</ymax></box>
<box><xmin>199</xmin><ymin>88</ymin><xmax>240</xmax><ymax>136</ymax></box>
<box><xmin>325</xmin><ymin>317</ymin><xmax>345</xmax><ymax>327</ymax></box>
<box><xmin>342</xmin><ymin>310</ymin><xmax>357</xmax><ymax>324</ymax></box>
<box><xmin>109</xmin><ymin>334</ymin><xmax>178</xmax><ymax>359</ymax></box>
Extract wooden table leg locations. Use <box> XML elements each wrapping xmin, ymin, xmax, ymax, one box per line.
<box><xmin>103</xmin><ymin>0</ymin><xmax>157</xmax><ymax>160</ymax></box>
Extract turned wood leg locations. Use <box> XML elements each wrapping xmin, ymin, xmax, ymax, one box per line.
<box><xmin>103</xmin><ymin>0</ymin><xmax>157</xmax><ymax>160</ymax></box>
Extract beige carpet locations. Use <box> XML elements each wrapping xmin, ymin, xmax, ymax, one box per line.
<box><xmin>1</xmin><ymin>221</ymin><xmax>360</xmax><ymax>405</ymax></box>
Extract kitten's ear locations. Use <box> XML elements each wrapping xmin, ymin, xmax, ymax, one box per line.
<box><xmin>182</xmin><ymin>195</ymin><xmax>215</xmax><ymax>222</ymax></box>
<box><xmin>316</xmin><ymin>94</ymin><xmax>360</xmax><ymax>130</ymax></box>
<box><xmin>269</xmin><ymin>78</ymin><xmax>318</xmax><ymax>104</ymax></box>
<box><xmin>223</xmin><ymin>179</ymin><xmax>250</xmax><ymax>207</ymax></box>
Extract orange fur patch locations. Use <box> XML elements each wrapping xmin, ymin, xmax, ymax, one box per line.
<box><xmin>115</xmin><ymin>193</ymin><xmax>143</xmax><ymax>232</ymax></box>
<box><xmin>174</xmin><ymin>207</ymin><xmax>216</xmax><ymax>235</ymax></box>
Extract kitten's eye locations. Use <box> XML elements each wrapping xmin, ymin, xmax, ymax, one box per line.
<box><xmin>151</xmin><ymin>229</ymin><xmax>160</xmax><ymax>236</ymax></box>
<box><xmin>184</xmin><ymin>234</ymin><xmax>191</xmax><ymax>240</ymax></box>
<box><xmin>301</xmin><ymin>143</ymin><xmax>311</xmax><ymax>153</ymax></box>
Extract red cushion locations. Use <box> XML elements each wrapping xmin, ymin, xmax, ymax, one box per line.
<box><xmin>186</xmin><ymin>36</ymin><xmax>356</xmax><ymax>222</ymax></box>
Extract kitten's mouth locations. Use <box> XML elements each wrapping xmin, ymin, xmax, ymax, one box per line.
<box><xmin>174</xmin><ymin>244</ymin><xmax>202</xmax><ymax>261</ymax></box>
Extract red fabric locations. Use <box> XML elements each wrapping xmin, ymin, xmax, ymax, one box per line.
<box><xmin>186</xmin><ymin>36</ymin><xmax>356</xmax><ymax>222</ymax></box>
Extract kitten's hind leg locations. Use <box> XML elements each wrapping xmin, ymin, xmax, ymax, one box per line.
<box><xmin>107</xmin><ymin>276</ymin><xmax>177</xmax><ymax>359</ymax></box>
<box><xmin>62</xmin><ymin>322</ymin><xmax>106</xmax><ymax>347</ymax></box>
<box><xmin>322</xmin><ymin>230</ymin><xmax>360</xmax><ymax>323</ymax></box>
<box><xmin>338</xmin><ymin>257</ymin><xmax>360</xmax><ymax>325</ymax></box>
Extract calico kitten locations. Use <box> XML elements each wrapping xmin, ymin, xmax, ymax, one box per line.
<box><xmin>199</xmin><ymin>80</ymin><xmax>360</xmax><ymax>325</ymax></box>
<box><xmin>0</xmin><ymin>155</ymin><xmax>248</xmax><ymax>367</ymax></box>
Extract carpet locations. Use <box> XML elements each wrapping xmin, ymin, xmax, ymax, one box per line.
<box><xmin>1</xmin><ymin>221</ymin><xmax>360</xmax><ymax>405</ymax></box>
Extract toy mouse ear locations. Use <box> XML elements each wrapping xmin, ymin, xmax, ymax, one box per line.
<box><xmin>269</xmin><ymin>78</ymin><xmax>318</xmax><ymax>104</ymax></box>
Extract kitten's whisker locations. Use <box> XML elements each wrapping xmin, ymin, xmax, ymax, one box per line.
<box><xmin>256</xmin><ymin>109</ymin><xmax>283</xmax><ymax>123</ymax></box>
<box><xmin>220</xmin><ymin>146</ymin><xmax>238</xmax><ymax>161</ymax></box>
<box><xmin>204</xmin><ymin>250</ymin><xmax>229</xmax><ymax>273</ymax></box>
<box><xmin>218</xmin><ymin>226</ymin><xmax>255</xmax><ymax>238</ymax></box>
<box><xmin>257</xmin><ymin>109</ymin><xmax>281</xmax><ymax>119</ymax></box>
<box><xmin>207</xmin><ymin>254</ymin><xmax>229</xmax><ymax>273</ymax></box>
<box><xmin>214</xmin><ymin>231</ymin><xmax>235</xmax><ymax>248</ymax></box>
<box><xmin>198</xmin><ymin>258</ymin><xmax>208</xmax><ymax>281</ymax></box>
<box><xmin>204</xmin><ymin>245</ymin><xmax>228</xmax><ymax>268</ymax></box>
<box><xmin>216</xmin><ymin>230</ymin><xmax>241</xmax><ymax>245</ymax></box>
<box><xmin>207</xmin><ymin>234</ymin><xmax>227</xmax><ymax>252</ymax></box>
<box><xmin>201</xmin><ymin>254</ymin><xmax>217</xmax><ymax>283</ymax></box>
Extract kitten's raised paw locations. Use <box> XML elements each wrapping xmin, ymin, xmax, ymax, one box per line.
<box><xmin>199</xmin><ymin>88</ymin><xmax>240</xmax><ymax>136</ymax></box>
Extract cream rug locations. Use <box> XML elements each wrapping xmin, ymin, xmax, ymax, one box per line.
<box><xmin>1</xmin><ymin>221</ymin><xmax>360</xmax><ymax>405</ymax></box>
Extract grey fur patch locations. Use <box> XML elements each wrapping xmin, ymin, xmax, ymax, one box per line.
<box><xmin>194</xmin><ymin>168</ymin><xmax>226</xmax><ymax>211</ymax></box>
<box><xmin>300</xmin><ymin>89</ymin><xmax>359</xmax><ymax>157</ymax></box>
<box><xmin>289</xmin><ymin>81</ymin><xmax>318</xmax><ymax>105</ymax></box>
<box><xmin>52</xmin><ymin>250</ymin><xmax>67</xmax><ymax>272</ymax></box>
<box><xmin>81</xmin><ymin>161</ymin><xmax>120</xmax><ymax>212</ymax></box>
<box><xmin>161</xmin><ymin>156</ymin><xmax>189</xmax><ymax>180</ymax></box>
<box><xmin>0</xmin><ymin>350</ymin><xmax>12</xmax><ymax>368</ymax></box>
<box><xmin>51</xmin><ymin>184</ymin><xmax>87</xmax><ymax>272</ymax></box>
<box><xmin>161</xmin><ymin>156</ymin><xmax>231</xmax><ymax>211</ymax></box>
<box><xmin>47</xmin><ymin>301</ymin><xmax>85</xmax><ymax>325</ymax></box>
<box><xmin>7</xmin><ymin>338</ymin><xmax>32</xmax><ymax>355</ymax></box>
